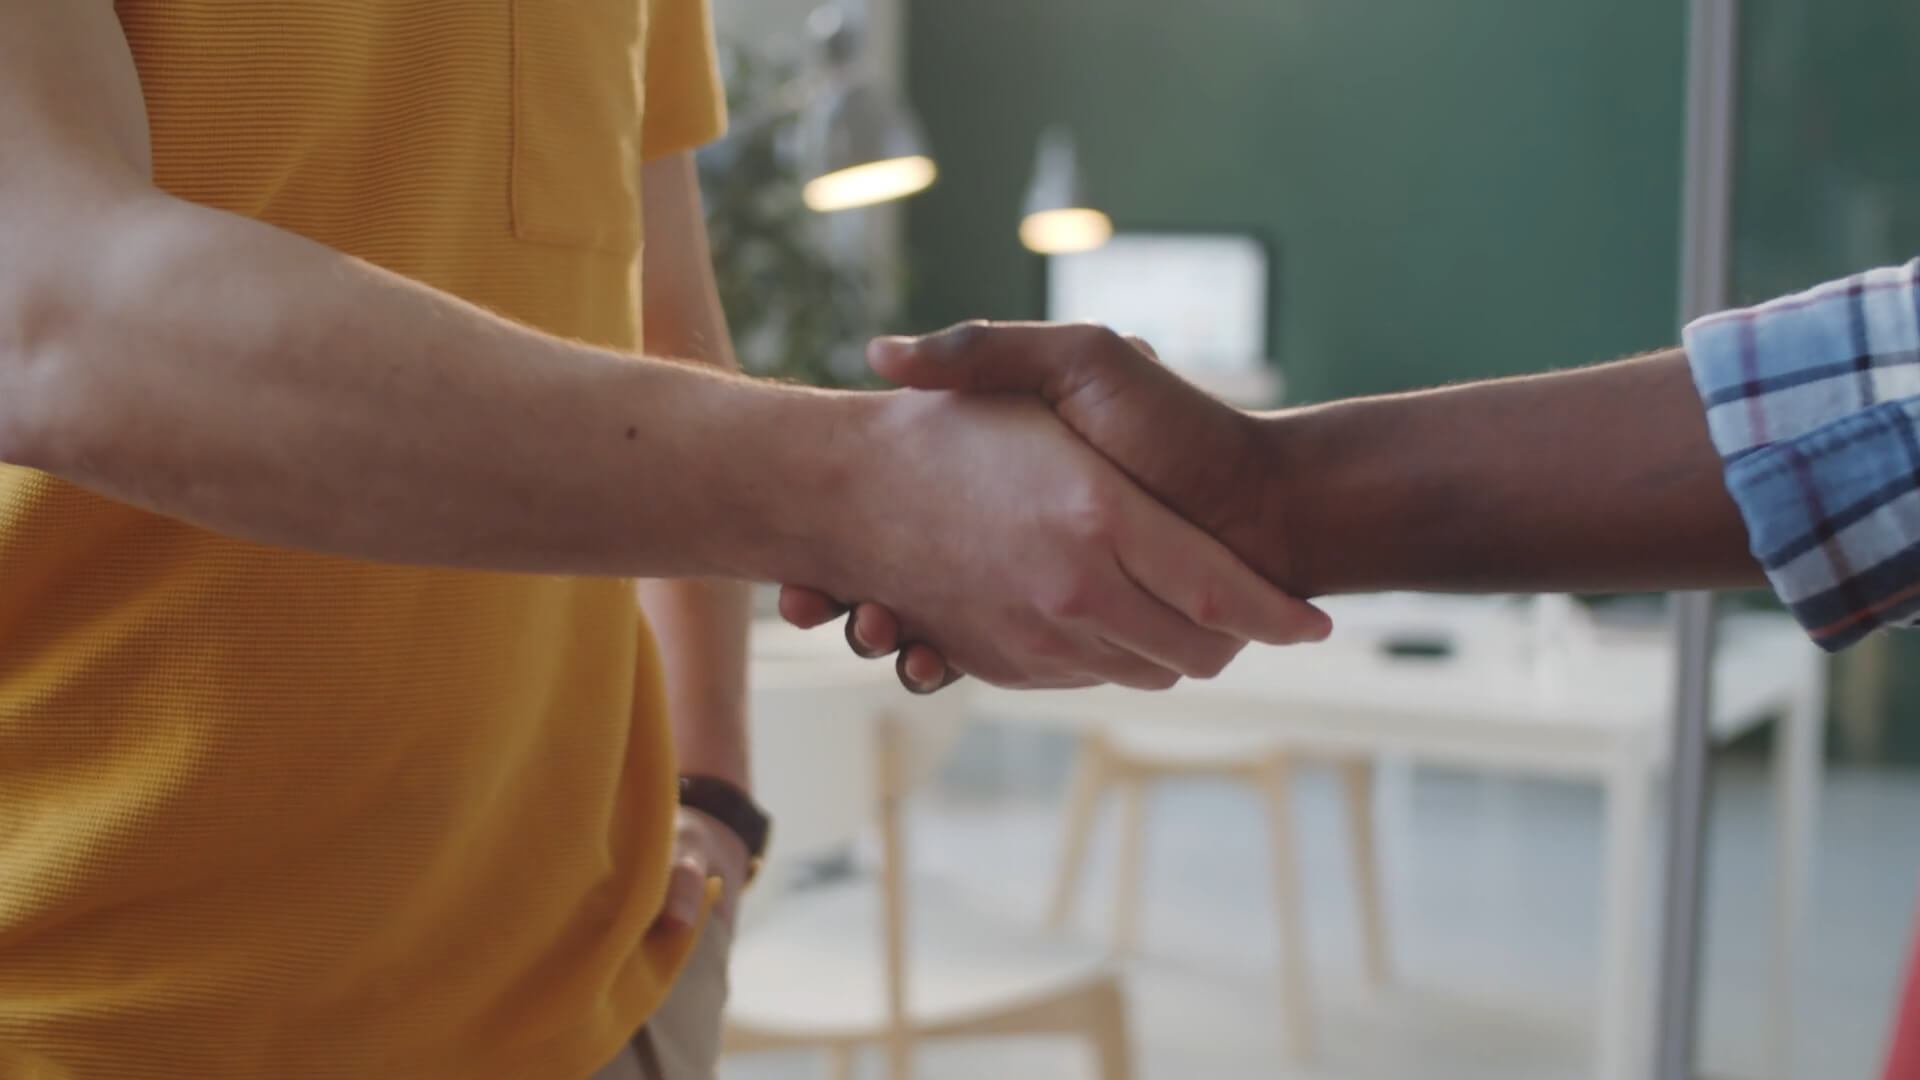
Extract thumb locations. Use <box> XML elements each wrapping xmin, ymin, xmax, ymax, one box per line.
<box><xmin>658</xmin><ymin>856</ymin><xmax>708</xmax><ymax>932</ymax></box>
<box><xmin>868</xmin><ymin>321</ymin><xmax>1102</xmax><ymax>400</ymax></box>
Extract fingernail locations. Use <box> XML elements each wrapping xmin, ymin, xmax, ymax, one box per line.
<box><xmin>846</xmin><ymin>617</ymin><xmax>880</xmax><ymax>659</ymax></box>
<box><xmin>897</xmin><ymin>652</ymin><xmax>934</xmax><ymax>694</ymax></box>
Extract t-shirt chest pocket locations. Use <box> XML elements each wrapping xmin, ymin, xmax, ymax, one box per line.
<box><xmin>511</xmin><ymin>0</ymin><xmax>645</xmax><ymax>253</ymax></box>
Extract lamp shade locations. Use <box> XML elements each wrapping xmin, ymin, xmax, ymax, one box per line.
<box><xmin>1020</xmin><ymin>126</ymin><xmax>1112</xmax><ymax>255</ymax></box>
<box><xmin>799</xmin><ymin>4</ymin><xmax>937</xmax><ymax>212</ymax></box>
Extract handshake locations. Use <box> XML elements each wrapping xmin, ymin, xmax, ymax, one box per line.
<box><xmin>772</xmin><ymin>319</ymin><xmax>1332</xmax><ymax>695</ymax></box>
<box><xmin>767</xmin><ymin>320</ymin><xmax>1750</xmax><ymax>693</ymax></box>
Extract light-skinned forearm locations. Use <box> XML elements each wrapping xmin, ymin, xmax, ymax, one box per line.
<box><xmin>0</xmin><ymin>190</ymin><xmax>855</xmax><ymax>585</ymax></box>
<box><xmin>641</xmin><ymin>577</ymin><xmax>751</xmax><ymax>786</ymax></box>
<box><xmin>1257</xmin><ymin>348</ymin><xmax>1763</xmax><ymax>596</ymax></box>
<box><xmin>634</xmin><ymin>153</ymin><xmax>752</xmax><ymax>790</ymax></box>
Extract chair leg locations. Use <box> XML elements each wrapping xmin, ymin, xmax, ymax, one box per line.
<box><xmin>1260</xmin><ymin>759</ymin><xmax>1316</xmax><ymax>1062</ymax></box>
<box><xmin>1084</xmin><ymin>980</ymin><xmax>1136</xmax><ymax>1080</ymax></box>
<box><xmin>1340</xmin><ymin>758</ymin><xmax>1392</xmax><ymax>990</ymax></box>
<box><xmin>883</xmin><ymin>1035</ymin><xmax>911</xmax><ymax>1080</ymax></box>
<box><xmin>827</xmin><ymin>1045</ymin><xmax>857</xmax><ymax>1080</ymax></box>
<box><xmin>1049</xmin><ymin>739</ymin><xmax>1110</xmax><ymax>930</ymax></box>
<box><xmin>1110</xmin><ymin>778</ymin><xmax>1151</xmax><ymax>955</ymax></box>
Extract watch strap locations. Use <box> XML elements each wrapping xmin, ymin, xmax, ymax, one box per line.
<box><xmin>677</xmin><ymin>774</ymin><xmax>771</xmax><ymax>867</ymax></box>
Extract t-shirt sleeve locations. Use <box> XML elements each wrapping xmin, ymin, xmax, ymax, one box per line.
<box><xmin>640</xmin><ymin>0</ymin><xmax>729</xmax><ymax>161</ymax></box>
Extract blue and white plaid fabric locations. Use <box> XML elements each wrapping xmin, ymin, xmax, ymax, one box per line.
<box><xmin>1684</xmin><ymin>258</ymin><xmax>1920</xmax><ymax>650</ymax></box>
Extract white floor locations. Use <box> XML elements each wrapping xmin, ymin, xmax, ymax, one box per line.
<box><xmin>722</xmin><ymin>749</ymin><xmax>1920</xmax><ymax>1080</ymax></box>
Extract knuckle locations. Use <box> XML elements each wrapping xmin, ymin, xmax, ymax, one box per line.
<box><xmin>1070</xmin><ymin>321</ymin><xmax>1120</xmax><ymax>349</ymax></box>
<box><xmin>1073</xmin><ymin>323</ymin><xmax>1130</xmax><ymax>365</ymax></box>
<box><xmin>1035</xmin><ymin>573</ymin><xmax>1100</xmax><ymax>622</ymax></box>
<box><xmin>933</xmin><ymin>319</ymin><xmax>994</xmax><ymax>357</ymax></box>
<box><xmin>1190</xmin><ymin>587</ymin><xmax>1230</xmax><ymax>628</ymax></box>
<box><xmin>1058</xmin><ymin>482</ymin><xmax>1120</xmax><ymax>545</ymax></box>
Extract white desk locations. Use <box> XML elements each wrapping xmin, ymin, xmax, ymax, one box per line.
<box><xmin>966</xmin><ymin>597</ymin><xmax>1829</xmax><ymax>1080</ymax></box>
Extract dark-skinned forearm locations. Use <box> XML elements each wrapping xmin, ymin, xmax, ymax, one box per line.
<box><xmin>1254</xmin><ymin>348</ymin><xmax>1762</xmax><ymax>596</ymax></box>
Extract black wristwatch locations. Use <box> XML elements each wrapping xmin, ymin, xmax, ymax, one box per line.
<box><xmin>678</xmin><ymin>774</ymin><xmax>772</xmax><ymax>882</ymax></box>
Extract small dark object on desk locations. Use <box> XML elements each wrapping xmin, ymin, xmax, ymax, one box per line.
<box><xmin>1380</xmin><ymin>634</ymin><xmax>1453</xmax><ymax>660</ymax></box>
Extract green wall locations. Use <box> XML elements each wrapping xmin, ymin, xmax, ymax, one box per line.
<box><xmin>903</xmin><ymin>0</ymin><xmax>1689</xmax><ymax>405</ymax></box>
<box><xmin>1732</xmin><ymin>0</ymin><xmax>1920</xmax><ymax>305</ymax></box>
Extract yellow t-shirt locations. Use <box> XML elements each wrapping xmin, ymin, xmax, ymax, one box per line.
<box><xmin>0</xmin><ymin>3</ymin><xmax>726</xmax><ymax>1077</ymax></box>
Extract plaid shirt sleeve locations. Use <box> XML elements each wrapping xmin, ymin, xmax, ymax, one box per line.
<box><xmin>1683</xmin><ymin>257</ymin><xmax>1920</xmax><ymax>651</ymax></box>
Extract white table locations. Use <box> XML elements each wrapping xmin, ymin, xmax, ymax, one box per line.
<box><xmin>966</xmin><ymin>596</ymin><xmax>1828</xmax><ymax>1080</ymax></box>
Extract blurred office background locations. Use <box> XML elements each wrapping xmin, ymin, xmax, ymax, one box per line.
<box><xmin>702</xmin><ymin>2</ymin><xmax>1920</xmax><ymax>1078</ymax></box>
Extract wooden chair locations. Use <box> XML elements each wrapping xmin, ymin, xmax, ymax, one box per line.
<box><xmin>1046</xmin><ymin>723</ymin><xmax>1390</xmax><ymax>1062</ymax></box>
<box><xmin>726</xmin><ymin>629</ymin><xmax>1134</xmax><ymax>1080</ymax></box>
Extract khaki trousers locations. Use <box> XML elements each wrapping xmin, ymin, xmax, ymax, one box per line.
<box><xmin>589</xmin><ymin>921</ymin><xmax>732</xmax><ymax>1080</ymax></box>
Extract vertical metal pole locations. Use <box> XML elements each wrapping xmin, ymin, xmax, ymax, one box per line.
<box><xmin>1653</xmin><ymin>592</ymin><xmax>1718</xmax><ymax>1080</ymax></box>
<box><xmin>1654</xmin><ymin>3</ymin><xmax>1739</xmax><ymax>1079</ymax></box>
